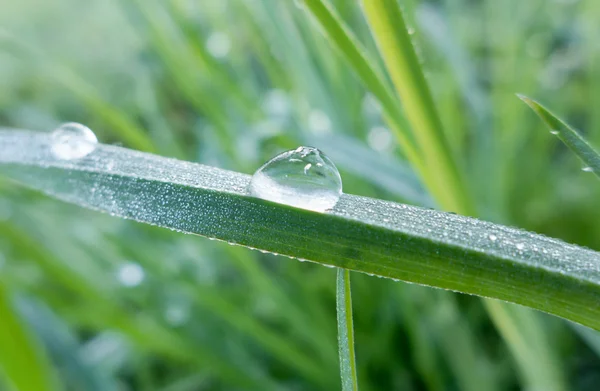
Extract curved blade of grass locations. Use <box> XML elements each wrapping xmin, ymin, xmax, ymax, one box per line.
<box><xmin>336</xmin><ymin>269</ymin><xmax>358</xmax><ymax>391</ymax></box>
<box><xmin>0</xmin><ymin>283</ymin><xmax>60</xmax><ymax>391</ymax></box>
<box><xmin>519</xmin><ymin>95</ymin><xmax>600</xmax><ymax>178</ymax></box>
<box><xmin>1</xmin><ymin>131</ymin><xmax>600</xmax><ymax>332</ymax></box>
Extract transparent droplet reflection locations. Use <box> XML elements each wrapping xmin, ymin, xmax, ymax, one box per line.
<box><xmin>248</xmin><ymin>146</ymin><xmax>342</xmax><ymax>212</ymax></box>
<box><xmin>51</xmin><ymin>122</ymin><xmax>97</xmax><ymax>160</ymax></box>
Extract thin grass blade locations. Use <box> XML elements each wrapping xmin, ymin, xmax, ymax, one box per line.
<box><xmin>519</xmin><ymin>95</ymin><xmax>600</xmax><ymax>178</ymax></box>
<box><xmin>336</xmin><ymin>269</ymin><xmax>358</xmax><ymax>391</ymax></box>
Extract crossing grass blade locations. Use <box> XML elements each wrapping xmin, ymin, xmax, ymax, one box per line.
<box><xmin>519</xmin><ymin>95</ymin><xmax>600</xmax><ymax>178</ymax></box>
<box><xmin>2</xmin><ymin>130</ymin><xmax>600</xmax><ymax>332</ymax></box>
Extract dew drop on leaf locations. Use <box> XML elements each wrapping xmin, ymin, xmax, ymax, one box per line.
<box><xmin>51</xmin><ymin>122</ymin><xmax>97</xmax><ymax>160</ymax></box>
<box><xmin>582</xmin><ymin>166</ymin><xmax>594</xmax><ymax>172</ymax></box>
<box><xmin>248</xmin><ymin>146</ymin><xmax>342</xmax><ymax>212</ymax></box>
<box><xmin>550</xmin><ymin>130</ymin><xmax>559</xmax><ymax>135</ymax></box>
<box><xmin>248</xmin><ymin>147</ymin><xmax>342</xmax><ymax>212</ymax></box>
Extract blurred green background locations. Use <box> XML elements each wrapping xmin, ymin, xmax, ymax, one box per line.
<box><xmin>2</xmin><ymin>0</ymin><xmax>600</xmax><ymax>390</ymax></box>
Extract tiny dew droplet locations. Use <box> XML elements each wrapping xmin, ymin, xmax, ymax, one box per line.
<box><xmin>51</xmin><ymin>122</ymin><xmax>98</xmax><ymax>160</ymax></box>
<box><xmin>550</xmin><ymin>130</ymin><xmax>559</xmax><ymax>135</ymax></box>
<box><xmin>582</xmin><ymin>166</ymin><xmax>594</xmax><ymax>172</ymax></box>
<box><xmin>248</xmin><ymin>146</ymin><xmax>342</xmax><ymax>212</ymax></box>
<box><xmin>117</xmin><ymin>262</ymin><xmax>145</xmax><ymax>287</ymax></box>
<box><xmin>488</xmin><ymin>234</ymin><xmax>498</xmax><ymax>241</ymax></box>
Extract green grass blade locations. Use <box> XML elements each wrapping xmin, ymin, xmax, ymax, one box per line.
<box><xmin>16</xmin><ymin>297</ymin><xmax>118</xmax><ymax>391</ymax></box>
<box><xmin>0</xmin><ymin>219</ymin><xmax>268</xmax><ymax>391</ymax></box>
<box><xmin>300</xmin><ymin>0</ymin><xmax>423</xmax><ymax>169</ymax></box>
<box><xmin>336</xmin><ymin>269</ymin><xmax>358</xmax><ymax>391</ymax></box>
<box><xmin>0</xmin><ymin>283</ymin><xmax>59</xmax><ymax>391</ymax></box>
<box><xmin>2</xmin><ymin>130</ymin><xmax>600</xmax><ymax>331</ymax></box>
<box><xmin>359</xmin><ymin>0</ymin><xmax>472</xmax><ymax>214</ymax></box>
<box><xmin>484</xmin><ymin>300</ymin><xmax>566</xmax><ymax>391</ymax></box>
<box><xmin>519</xmin><ymin>95</ymin><xmax>600</xmax><ymax>178</ymax></box>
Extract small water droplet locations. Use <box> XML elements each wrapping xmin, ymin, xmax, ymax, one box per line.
<box><xmin>407</xmin><ymin>27</ymin><xmax>416</xmax><ymax>35</ymax></box>
<box><xmin>164</xmin><ymin>302</ymin><xmax>190</xmax><ymax>326</ymax></box>
<box><xmin>248</xmin><ymin>146</ymin><xmax>342</xmax><ymax>212</ymax></box>
<box><xmin>206</xmin><ymin>32</ymin><xmax>231</xmax><ymax>58</ymax></box>
<box><xmin>307</xmin><ymin>109</ymin><xmax>332</xmax><ymax>134</ymax></box>
<box><xmin>117</xmin><ymin>262</ymin><xmax>145</xmax><ymax>287</ymax></box>
<box><xmin>367</xmin><ymin>126</ymin><xmax>393</xmax><ymax>152</ymax></box>
<box><xmin>489</xmin><ymin>234</ymin><xmax>498</xmax><ymax>241</ymax></box>
<box><xmin>516</xmin><ymin>243</ymin><xmax>525</xmax><ymax>251</ymax></box>
<box><xmin>51</xmin><ymin>122</ymin><xmax>97</xmax><ymax>160</ymax></box>
<box><xmin>550</xmin><ymin>130</ymin><xmax>559</xmax><ymax>135</ymax></box>
<box><xmin>582</xmin><ymin>166</ymin><xmax>594</xmax><ymax>172</ymax></box>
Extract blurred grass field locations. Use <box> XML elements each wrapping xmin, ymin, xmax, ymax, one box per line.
<box><xmin>1</xmin><ymin>0</ymin><xmax>600</xmax><ymax>390</ymax></box>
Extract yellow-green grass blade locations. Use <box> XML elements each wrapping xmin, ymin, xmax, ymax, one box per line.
<box><xmin>300</xmin><ymin>0</ymin><xmax>423</xmax><ymax>171</ymax></box>
<box><xmin>359</xmin><ymin>0</ymin><xmax>472</xmax><ymax>215</ymax></box>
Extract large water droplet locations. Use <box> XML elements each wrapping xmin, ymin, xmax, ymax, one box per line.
<box><xmin>248</xmin><ymin>146</ymin><xmax>342</xmax><ymax>212</ymax></box>
<box><xmin>51</xmin><ymin>122</ymin><xmax>98</xmax><ymax>160</ymax></box>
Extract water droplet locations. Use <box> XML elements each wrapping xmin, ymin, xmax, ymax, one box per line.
<box><xmin>164</xmin><ymin>302</ymin><xmax>190</xmax><ymax>326</ymax></box>
<box><xmin>516</xmin><ymin>243</ymin><xmax>525</xmax><ymax>251</ymax></box>
<box><xmin>582</xmin><ymin>166</ymin><xmax>594</xmax><ymax>172</ymax></box>
<box><xmin>206</xmin><ymin>32</ymin><xmax>231</xmax><ymax>58</ymax></box>
<box><xmin>307</xmin><ymin>109</ymin><xmax>332</xmax><ymax>134</ymax></box>
<box><xmin>488</xmin><ymin>234</ymin><xmax>498</xmax><ymax>241</ymax></box>
<box><xmin>550</xmin><ymin>130</ymin><xmax>559</xmax><ymax>135</ymax></box>
<box><xmin>51</xmin><ymin>122</ymin><xmax>97</xmax><ymax>160</ymax></box>
<box><xmin>367</xmin><ymin>126</ymin><xmax>393</xmax><ymax>152</ymax></box>
<box><xmin>117</xmin><ymin>262</ymin><xmax>145</xmax><ymax>287</ymax></box>
<box><xmin>248</xmin><ymin>146</ymin><xmax>342</xmax><ymax>212</ymax></box>
<box><xmin>262</xmin><ymin>89</ymin><xmax>291</xmax><ymax>119</ymax></box>
<box><xmin>407</xmin><ymin>27</ymin><xmax>416</xmax><ymax>35</ymax></box>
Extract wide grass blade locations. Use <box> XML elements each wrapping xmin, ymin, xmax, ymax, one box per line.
<box><xmin>336</xmin><ymin>269</ymin><xmax>358</xmax><ymax>391</ymax></box>
<box><xmin>0</xmin><ymin>283</ymin><xmax>59</xmax><ymax>391</ymax></box>
<box><xmin>519</xmin><ymin>95</ymin><xmax>600</xmax><ymax>178</ymax></box>
<box><xmin>2</xmin><ymin>131</ymin><xmax>600</xmax><ymax>332</ymax></box>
